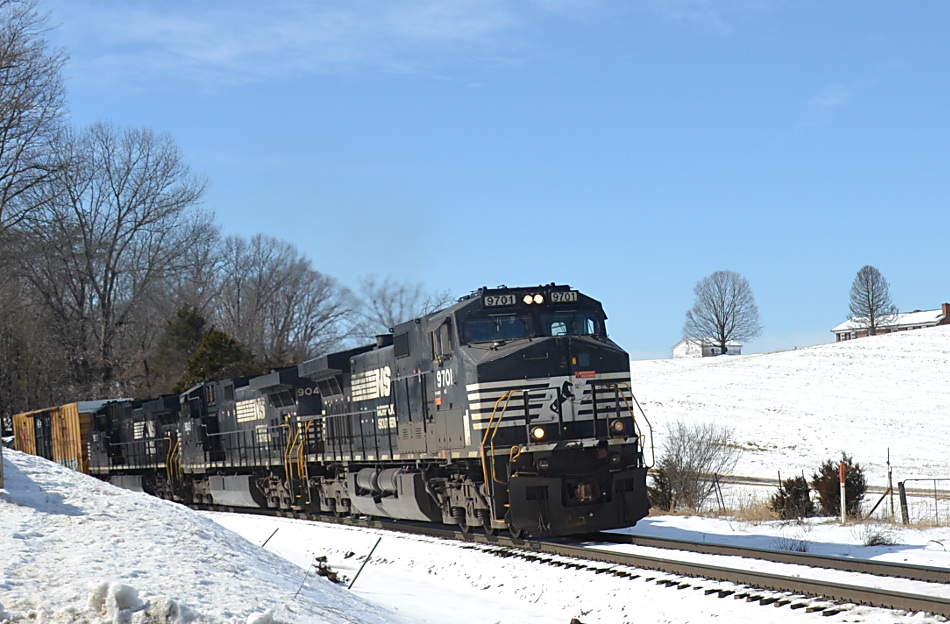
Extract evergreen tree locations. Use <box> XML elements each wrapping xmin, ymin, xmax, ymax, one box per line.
<box><xmin>174</xmin><ymin>329</ymin><xmax>261</xmax><ymax>392</ymax></box>
<box><xmin>151</xmin><ymin>306</ymin><xmax>207</xmax><ymax>391</ymax></box>
<box><xmin>769</xmin><ymin>475</ymin><xmax>815</xmax><ymax>519</ymax></box>
<box><xmin>811</xmin><ymin>453</ymin><xmax>867</xmax><ymax>518</ymax></box>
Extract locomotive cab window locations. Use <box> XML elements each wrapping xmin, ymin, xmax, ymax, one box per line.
<box><xmin>317</xmin><ymin>377</ymin><xmax>342</xmax><ymax>397</ymax></box>
<box><xmin>268</xmin><ymin>390</ymin><xmax>295</xmax><ymax>408</ymax></box>
<box><xmin>394</xmin><ymin>332</ymin><xmax>411</xmax><ymax>358</ymax></box>
<box><xmin>540</xmin><ymin>311</ymin><xmax>603</xmax><ymax>337</ymax></box>
<box><xmin>430</xmin><ymin>319</ymin><xmax>454</xmax><ymax>360</ymax></box>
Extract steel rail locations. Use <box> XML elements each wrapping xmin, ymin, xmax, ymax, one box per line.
<box><xmin>512</xmin><ymin>538</ymin><xmax>950</xmax><ymax>617</ymax></box>
<box><xmin>584</xmin><ymin>531</ymin><xmax>950</xmax><ymax>583</ymax></box>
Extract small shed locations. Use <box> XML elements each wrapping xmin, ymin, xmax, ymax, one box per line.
<box><xmin>672</xmin><ymin>337</ymin><xmax>743</xmax><ymax>358</ymax></box>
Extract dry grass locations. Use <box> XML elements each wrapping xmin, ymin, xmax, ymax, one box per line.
<box><xmin>772</xmin><ymin>535</ymin><xmax>810</xmax><ymax>552</ymax></box>
<box><xmin>726</xmin><ymin>494</ymin><xmax>779</xmax><ymax>524</ymax></box>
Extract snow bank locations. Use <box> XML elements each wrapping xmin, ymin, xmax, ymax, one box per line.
<box><xmin>0</xmin><ymin>450</ymin><xmax>406</xmax><ymax>624</ymax></box>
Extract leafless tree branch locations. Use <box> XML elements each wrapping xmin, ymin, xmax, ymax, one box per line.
<box><xmin>0</xmin><ymin>0</ymin><xmax>67</xmax><ymax>231</ymax></box>
<box><xmin>683</xmin><ymin>270</ymin><xmax>761</xmax><ymax>354</ymax></box>
<box><xmin>847</xmin><ymin>265</ymin><xmax>897</xmax><ymax>336</ymax></box>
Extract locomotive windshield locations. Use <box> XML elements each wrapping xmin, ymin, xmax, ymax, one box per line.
<box><xmin>539</xmin><ymin>311</ymin><xmax>601</xmax><ymax>337</ymax></box>
<box><xmin>462</xmin><ymin>314</ymin><xmax>531</xmax><ymax>343</ymax></box>
<box><xmin>461</xmin><ymin>308</ymin><xmax>605</xmax><ymax>343</ymax></box>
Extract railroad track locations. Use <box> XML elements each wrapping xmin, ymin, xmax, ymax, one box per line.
<box><xmin>588</xmin><ymin>531</ymin><xmax>950</xmax><ymax>583</ymax></box>
<box><xmin>213</xmin><ymin>507</ymin><xmax>950</xmax><ymax>619</ymax></box>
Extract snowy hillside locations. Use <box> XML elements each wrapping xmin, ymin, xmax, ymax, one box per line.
<box><xmin>0</xmin><ymin>451</ymin><xmax>405</xmax><ymax>624</ymax></box>
<box><xmin>631</xmin><ymin>325</ymin><xmax>950</xmax><ymax>486</ymax></box>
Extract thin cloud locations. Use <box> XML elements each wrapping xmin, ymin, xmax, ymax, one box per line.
<box><xmin>643</xmin><ymin>0</ymin><xmax>780</xmax><ymax>35</ymax></box>
<box><xmin>807</xmin><ymin>81</ymin><xmax>873</xmax><ymax>115</ymax></box>
<box><xmin>45</xmin><ymin>0</ymin><xmax>535</xmax><ymax>88</ymax></box>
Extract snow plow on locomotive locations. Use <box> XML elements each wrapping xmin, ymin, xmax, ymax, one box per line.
<box><xmin>13</xmin><ymin>284</ymin><xmax>654</xmax><ymax>537</ymax></box>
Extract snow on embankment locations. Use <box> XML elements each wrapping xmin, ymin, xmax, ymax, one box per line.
<box><xmin>630</xmin><ymin>325</ymin><xmax>950</xmax><ymax>484</ymax></box>
<box><xmin>0</xmin><ymin>450</ymin><xmax>406</xmax><ymax>624</ymax></box>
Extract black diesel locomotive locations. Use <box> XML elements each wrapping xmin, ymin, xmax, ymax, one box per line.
<box><xmin>75</xmin><ymin>284</ymin><xmax>653</xmax><ymax>536</ymax></box>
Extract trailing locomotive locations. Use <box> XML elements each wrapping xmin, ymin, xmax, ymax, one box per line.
<box><xmin>13</xmin><ymin>284</ymin><xmax>653</xmax><ymax>537</ymax></box>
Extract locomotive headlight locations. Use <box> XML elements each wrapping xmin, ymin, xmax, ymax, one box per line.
<box><xmin>609</xmin><ymin>419</ymin><xmax>626</xmax><ymax>435</ymax></box>
<box><xmin>522</xmin><ymin>294</ymin><xmax>534</xmax><ymax>305</ymax></box>
<box><xmin>531</xmin><ymin>426</ymin><xmax>546</xmax><ymax>440</ymax></box>
<box><xmin>533</xmin><ymin>294</ymin><xmax>544</xmax><ymax>304</ymax></box>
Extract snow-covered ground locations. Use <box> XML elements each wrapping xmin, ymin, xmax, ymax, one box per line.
<box><xmin>5</xmin><ymin>449</ymin><xmax>950</xmax><ymax>624</ymax></box>
<box><xmin>0</xmin><ymin>451</ymin><xmax>405</xmax><ymax>624</ymax></box>
<box><xmin>4</xmin><ymin>326</ymin><xmax>950</xmax><ymax>623</ymax></box>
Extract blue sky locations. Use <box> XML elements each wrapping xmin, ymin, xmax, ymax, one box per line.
<box><xmin>39</xmin><ymin>0</ymin><xmax>949</xmax><ymax>360</ymax></box>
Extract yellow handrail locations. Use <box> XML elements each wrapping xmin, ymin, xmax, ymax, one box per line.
<box><xmin>165</xmin><ymin>438</ymin><xmax>182</xmax><ymax>481</ymax></box>
<box><xmin>164</xmin><ymin>436</ymin><xmax>174</xmax><ymax>482</ymax></box>
<box><xmin>296</xmin><ymin>421</ymin><xmax>311</xmax><ymax>479</ymax></box>
<box><xmin>479</xmin><ymin>390</ymin><xmax>526</xmax><ymax>486</ymax></box>
<box><xmin>281</xmin><ymin>423</ymin><xmax>296</xmax><ymax>480</ymax></box>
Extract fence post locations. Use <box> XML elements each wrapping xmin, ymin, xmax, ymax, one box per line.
<box><xmin>898</xmin><ymin>481</ymin><xmax>909</xmax><ymax>525</ymax></box>
<box><xmin>887</xmin><ymin>449</ymin><xmax>894</xmax><ymax>522</ymax></box>
<box><xmin>839</xmin><ymin>461</ymin><xmax>846</xmax><ymax>524</ymax></box>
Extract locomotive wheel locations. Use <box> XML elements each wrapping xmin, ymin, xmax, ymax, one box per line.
<box><xmin>479</xmin><ymin>510</ymin><xmax>497</xmax><ymax>536</ymax></box>
<box><xmin>452</xmin><ymin>507</ymin><xmax>471</xmax><ymax>533</ymax></box>
<box><xmin>504</xmin><ymin>512</ymin><xmax>525</xmax><ymax>539</ymax></box>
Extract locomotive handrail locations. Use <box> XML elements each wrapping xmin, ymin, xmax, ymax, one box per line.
<box><xmin>200</xmin><ymin>425</ymin><xmax>287</xmax><ymax>468</ymax></box>
<box><xmin>587</xmin><ymin>380</ymin><xmax>655</xmax><ymax>467</ymax></box>
<box><xmin>281</xmin><ymin>423</ymin><xmax>296</xmax><ymax>481</ymax></box>
<box><xmin>610</xmin><ymin>381</ymin><xmax>655</xmax><ymax>467</ymax></box>
<box><xmin>624</xmin><ymin>384</ymin><xmax>655</xmax><ymax>468</ymax></box>
<box><xmin>285</xmin><ymin>421</ymin><xmax>310</xmax><ymax>483</ymax></box>
<box><xmin>479</xmin><ymin>389</ymin><xmax>525</xmax><ymax>487</ymax></box>
<box><xmin>164</xmin><ymin>436</ymin><xmax>174</xmax><ymax>481</ymax></box>
<box><xmin>165</xmin><ymin>437</ymin><xmax>182</xmax><ymax>481</ymax></box>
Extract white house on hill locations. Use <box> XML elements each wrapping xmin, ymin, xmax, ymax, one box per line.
<box><xmin>832</xmin><ymin>303</ymin><xmax>950</xmax><ymax>342</ymax></box>
<box><xmin>672</xmin><ymin>337</ymin><xmax>743</xmax><ymax>358</ymax></box>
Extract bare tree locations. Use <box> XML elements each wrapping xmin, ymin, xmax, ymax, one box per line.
<box><xmin>0</xmin><ymin>231</ymin><xmax>73</xmax><ymax>420</ymax></box>
<box><xmin>213</xmin><ymin>234</ymin><xmax>354</xmax><ymax>362</ymax></box>
<box><xmin>17</xmin><ymin>122</ymin><xmax>208</xmax><ymax>396</ymax></box>
<box><xmin>848</xmin><ymin>265</ymin><xmax>897</xmax><ymax>336</ymax></box>
<box><xmin>683</xmin><ymin>270</ymin><xmax>761</xmax><ymax>354</ymax></box>
<box><xmin>0</xmin><ymin>0</ymin><xmax>67</xmax><ymax>231</ymax></box>
<box><xmin>354</xmin><ymin>275</ymin><xmax>455</xmax><ymax>340</ymax></box>
<box><xmin>651</xmin><ymin>420</ymin><xmax>741</xmax><ymax>512</ymax></box>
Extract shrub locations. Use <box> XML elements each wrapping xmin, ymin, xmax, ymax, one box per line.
<box><xmin>769</xmin><ymin>475</ymin><xmax>815</xmax><ymax>520</ymax></box>
<box><xmin>654</xmin><ymin>420</ymin><xmax>741</xmax><ymax>512</ymax></box>
<box><xmin>810</xmin><ymin>452</ymin><xmax>867</xmax><ymax>518</ymax></box>
<box><xmin>648</xmin><ymin>468</ymin><xmax>673</xmax><ymax>511</ymax></box>
<box><xmin>853</xmin><ymin>523</ymin><xmax>898</xmax><ymax>547</ymax></box>
<box><xmin>773</xmin><ymin>536</ymin><xmax>809</xmax><ymax>552</ymax></box>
